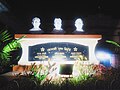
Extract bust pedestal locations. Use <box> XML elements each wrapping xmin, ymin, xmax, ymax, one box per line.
<box><xmin>15</xmin><ymin>34</ymin><xmax>102</xmax><ymax>65</ymax></box>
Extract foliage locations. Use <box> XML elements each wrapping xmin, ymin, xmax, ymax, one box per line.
<box><xmin>31</xmin><ymin>63</ymin><xmax>48</xmax><ymax>81</ymax></box>
<box><xmin>77</xmin><ymin>54</ymin><xmax>88</xmax><ymax>61</ymax></box>
<box><xmin>72</xmin><ymin>60</ymin><xmax>114</xmax><ymax>81</ymax></box>
<box><xmin>15</xmin><ymin>59</ymin><xmax>57</xmax><ymax>84</ymax></box>
<box><xmin>2</xmin><ymin>62</ymin><xmax>119</xmax><ymax>90</ymax></box>
<box><xmin>15</xmin><ymin>61</ymin><xmax>110</xmax><ymax>85</ymax></box>
<box><xmin>92</xmin><ymin>64</ymin><xmax>107</xmax><ymax>80</ymax></box>
<box><xmin>106</xmin><ymin>40</ymin><xmax>120</xmax><ymax>54</ymax></box>
<box><xmin>11</xmin><ymin>59</ymin><xmax>119</xmax><ymax>90</ymax></box>
<box><xmin>0</xmin><ymin>30</ymin><xmax>24</xmax><ymax>73</ymax></box>
<box><xmin>73</xmin><ymin>61</ymin><xmax>95</xmax><ymax>77</ymax></box>
<box><xmin>106</xmin><ymin>40</ymin><xmax>120</xmax><ymax>47</ymax></box>
<box><xmin>0</xmin><ymin>30</ymin><xmax>12</xmax><ymax>62</ymax></box>
<box><xmin>31</xmin><ymin>61</ymin><xmax>57</xmax><ymax>83</ymax></box>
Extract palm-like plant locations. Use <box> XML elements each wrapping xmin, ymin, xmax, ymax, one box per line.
<box><xmin>106</xmin><ymin>40</ymin><xmax>120</xmax><ymax>48</ymax></box>
<box><xmin>0</xmin><ymin>30</ymin><xmax>24</xmax><ymax>73</ymax></box>
<box><xmin>106</xmin><ymin>40</ymin><xmax>120</xmax><ymax>54</ymax></box>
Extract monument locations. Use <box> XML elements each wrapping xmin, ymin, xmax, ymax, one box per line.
<box><xmin>14</xmin><ymin>18</ymin><xmax>102</xmax><ymax>76</ymax></box>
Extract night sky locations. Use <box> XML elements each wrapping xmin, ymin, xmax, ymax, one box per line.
<box><xmin>1</xmin><ymin>0</ymin><xmax>120</xmax><ymax>35</ymax></box>
<box><xmin>5</xmin><ymin>0</ymin><xmax>120</xmax><ymax>18</ymax></box>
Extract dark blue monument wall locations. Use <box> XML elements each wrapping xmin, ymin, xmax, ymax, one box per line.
<box><xmin>29</xmin><ymin>42</ymin><xmax>89</xmax><ymax>61</ymax></box>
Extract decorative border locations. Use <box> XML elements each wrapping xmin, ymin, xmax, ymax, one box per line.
<box><xmin>15</xmin><ymin>34</ymin><xmax>102</xmax><ymax>38</ymax></box>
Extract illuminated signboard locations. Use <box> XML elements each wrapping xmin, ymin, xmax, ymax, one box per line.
<box><xmin>15</xmin><ymin>34</ymin><xmax>101</xmax><ymax>65</ymax></box>
<box><xmin>29</xmin><ymin>42</ymin><xmax>89</xmax><ymax>61</ymax></box>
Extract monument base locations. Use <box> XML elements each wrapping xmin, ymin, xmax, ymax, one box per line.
<box><xmin>15</xmin><ymin>34</ymin><xmax>102</xmax><ymax>65</ymax></box>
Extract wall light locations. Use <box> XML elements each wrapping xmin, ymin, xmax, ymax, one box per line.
<box><xmin>95</xmin><ymin>51</ymin><xmax>112</xmax><ymax>67</ymax></box>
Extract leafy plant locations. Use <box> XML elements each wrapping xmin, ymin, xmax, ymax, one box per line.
<box><xmin>73</xmin><ymin>61</ymin><xmax>95</xmax><ymax>77</ymax></box>
<box><xmin>106</xmin><ymin>40</ymin><xmax>120</xmax><ymax>48</ymax></box>
<box><xmin>31</xmin><ymin>59</ymin><xmax>57</xmax><ymax>84</ymax></box>
<box><xmin>0</xmin><ymin>30</ymin><xmax>24</xmax><ymax>73</ymax></box>
<box><xmin>15</xmin><ymin>59</ymin><xmax>57</xmax><ymax>84</ymax></box>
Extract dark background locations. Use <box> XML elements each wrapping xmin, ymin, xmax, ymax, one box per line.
<box><xmin>0</xmin><ymin>0</ymin><xmax>119</xmax><ymax>65</ymax></box>
<box><xmin>0</xmin><ymin>0</ymin><xmax>120</xmax><ymax>39</ymax></box>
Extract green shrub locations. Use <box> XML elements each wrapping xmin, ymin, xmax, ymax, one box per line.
<box><xmin>0</xmin><ymin>30</ymin><xmax>24</xmax><ymax>74</ymax></box>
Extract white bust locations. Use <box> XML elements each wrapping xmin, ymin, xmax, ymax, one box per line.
<box><xmin>29</xmin><ymin>17</ymin><xmax>41</xmax><ymax>31</ymax></box>
<box><xmin>53</xmin><ymin>18</ymin><xmax>63</xmax><ymax>30</ymax></box>
<box><xmin>75</xmin><ymin>18</ymin><xmax>84</xmax><ymax>32</ymax></box>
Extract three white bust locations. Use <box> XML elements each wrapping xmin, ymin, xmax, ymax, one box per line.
<box><xmin>29</xmin><ymin>17</ymin><xmax>84</xmax><ymax>33</ymax></box>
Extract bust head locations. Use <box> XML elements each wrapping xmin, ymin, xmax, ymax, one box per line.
<box><xmin>75</xmin><ymin>18</ymin><xmax>84</xmax><ymax>32</ymax></box>
<box><xmin>30</xmin><ymin>17</ymin><xmax>41</xmax><ymax>31</ymax></box>
<box><xmin>54</xmin><ymin>18</ymin><xmax>63</xmax><ymax>30</ymax></box>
